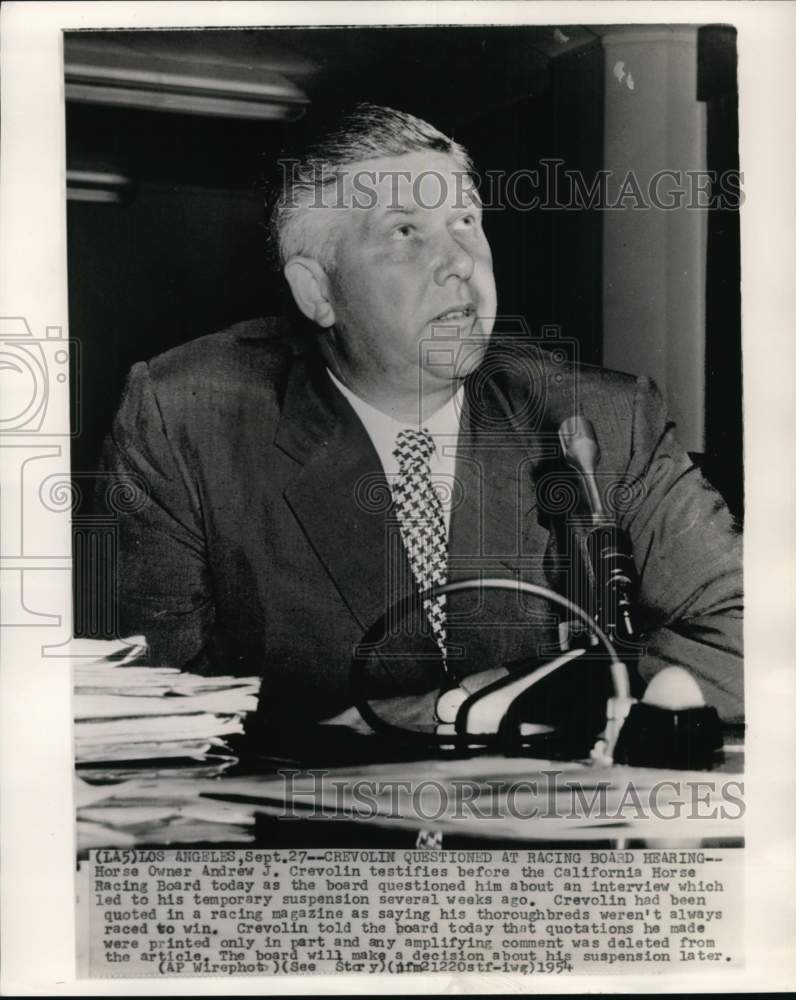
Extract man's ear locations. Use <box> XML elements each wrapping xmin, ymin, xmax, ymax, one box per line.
<box><xmin>283</xmin><ymin>257</ymin><xmax>336</xmax><ymax>328</ymax></box>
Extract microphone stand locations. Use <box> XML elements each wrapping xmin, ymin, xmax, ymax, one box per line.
<box><xmin>558</xmin><ymin>416</ymin><xmax>641</xmax><ymax>651</ymax></box>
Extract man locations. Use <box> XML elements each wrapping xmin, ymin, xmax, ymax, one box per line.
<box><xmin>100</xmin><ymin>105</ymin><xmax>743</xmax><ymax>736</ymax></box>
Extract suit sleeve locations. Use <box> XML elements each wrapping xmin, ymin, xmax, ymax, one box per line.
<box><xmin>98</xmin><ymin>361</ymin><xmax>218</xmax><ymax>671</ymax></box>
<box><xmin>619</xmin><ymin>375</ymin><xmax>743</xmax><ymax>721</ymax></box>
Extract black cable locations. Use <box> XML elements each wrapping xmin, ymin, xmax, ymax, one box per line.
<box><xmin>351</xmin><ymin>577</ymin><xmax>628</xmax><ymax>752</ymax></box>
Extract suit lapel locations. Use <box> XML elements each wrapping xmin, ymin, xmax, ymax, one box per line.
<box><xmin>446</xmin><ymin>372</ymin><xmax>558</xmax><ymax>675</ymax></box>
<box><xmin>276</xmin><ymin>351</ymin><xmax>394</xmax><ymax>632</ymax></box>
<box><xmin>449</xmin><ymin>372</ymin><xmax>556</xmax><ymax>569</ymax></box>
<box><xmin>275</xmin><ymin>349</ymin><xmax>445</xmax><ymax>690</ymax></box>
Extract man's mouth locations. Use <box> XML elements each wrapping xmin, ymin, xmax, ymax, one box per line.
<box><xmin>432</xmin><ymin>303</ymin><xmax>476</xmax><ymax>323</ymax></box>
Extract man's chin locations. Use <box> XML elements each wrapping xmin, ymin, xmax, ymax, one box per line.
<box><xmin>418</xmin><ymin>320</ymin><xmax>491</xmax><ymax>387</ymax></box>
<box><xmin>453</xmin><ymin>337</ymin><xmax>490</xmax><ymax>379</ymax></box>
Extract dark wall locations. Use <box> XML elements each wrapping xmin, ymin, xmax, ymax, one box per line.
<box><xmin>66</xmin><ymin>103</ymin><xmax>293</xmax><ymax>472</ymax></box>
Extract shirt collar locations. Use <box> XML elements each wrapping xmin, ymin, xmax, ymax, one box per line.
<box><xmin>326</xmin><ymin>368</ymin><xmax>464</xmax><ymax>472</ymax></box>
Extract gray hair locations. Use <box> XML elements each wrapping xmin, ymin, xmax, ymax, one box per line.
<box><xmin>268</xmin><ymin>103</ymin><xmax>474</xmax><ymax>269</ymax></box>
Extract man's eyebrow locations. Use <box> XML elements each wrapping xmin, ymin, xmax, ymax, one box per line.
<box><xmin>378</xmin><ymin>199</ymin><xmax>481</xmax><ymax>218</ymax></box>
<box><xmin>380</xmin><ymin>205</ymin><xmax>420</xmax><ymax>218</ymax></box>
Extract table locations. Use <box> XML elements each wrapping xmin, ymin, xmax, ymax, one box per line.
<box><xmin>76</xmin><ymin>727</ymin><xmax>744</xmax><ymax>855</ymax></box>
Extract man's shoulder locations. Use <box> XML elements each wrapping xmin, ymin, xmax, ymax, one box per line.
<box><xmin>144</xmin><ymin>316</ymin><xmax>299</xmax><ymax>394</ymax></box>
<box><xmin>492</xmin><ymin>339</ymin><xmax>642</xmax><ymax>427</ymax></box>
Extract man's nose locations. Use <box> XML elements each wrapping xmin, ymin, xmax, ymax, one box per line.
<box><xmin>433</xmin><ymin>232</ymin><xmax>474</xmax><ymax>284</ymax></box>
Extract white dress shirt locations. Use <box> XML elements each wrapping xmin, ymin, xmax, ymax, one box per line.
<box><xmin>327</xmin><ymin>369</ymin><xmax>464</xmax><ymax>540</ymax></box>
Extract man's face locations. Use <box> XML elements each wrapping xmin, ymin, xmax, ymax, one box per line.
<box><xmin>324</xmin><ymin>151</ymin><xmax>497</xmax><ymax>398</ymax></box>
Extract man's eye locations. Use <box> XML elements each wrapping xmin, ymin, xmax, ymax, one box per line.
<box><xmin>452</xmin><ymin>214</ymin><xmax>477</xmax><ymax>232</ymax></box>
<box><xmin>392</xmin><ymin>223</ymin><xmax>415</xmax><ymax>240</ymax></box>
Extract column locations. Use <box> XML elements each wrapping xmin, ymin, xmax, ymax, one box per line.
<box><xmin>602</xmin><ymin>25</ymin><xmax>707</xmax><ymax>452</ymax></box>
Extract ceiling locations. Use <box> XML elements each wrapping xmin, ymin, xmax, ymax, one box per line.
<box><xmin>64</xmin><ymin>25</ymin><xmax>606</xmax><ymax>192</ymax></box>
<box><xmin>65</xmin><ymin>25</ymin><xmax>605</xmax><ymax>123</ymax></box>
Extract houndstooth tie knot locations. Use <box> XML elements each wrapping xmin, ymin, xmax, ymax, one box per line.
<box><xmin>394</xmin><ymin>428</ymin><xmax>435</xmax><ymax>469</ymax></box>
<box><xmin>392</xmin><ymin>428</ymin><xmax>448</xmax><ymax>667</ymax></box>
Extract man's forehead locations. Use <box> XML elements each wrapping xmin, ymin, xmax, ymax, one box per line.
<box><xmin>337</xmin><ymin>151</ymin><xmax>478</xmax><ymax>213</ymax></box>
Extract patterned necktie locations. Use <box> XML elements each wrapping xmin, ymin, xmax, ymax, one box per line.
<box><xmin>392</xmin><ymin>428</ymin><xmax>448</xmax><ymax>666</ymax></box>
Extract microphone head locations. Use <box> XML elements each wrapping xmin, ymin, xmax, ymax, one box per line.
<box><xmin>558</xmin><ymin>415</ymin><xmax>601</xmax><ymax>473</ymax></box>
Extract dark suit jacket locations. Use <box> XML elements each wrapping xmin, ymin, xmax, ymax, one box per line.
<box><xmin>100</xmin><ymin>317</ymin><xmax>743</xmax><ymax>725</ymax></box>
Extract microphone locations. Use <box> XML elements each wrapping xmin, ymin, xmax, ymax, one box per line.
<box><xmin>558</xmin><ymin>416</ymin><xmax>605</xmax><ymax>522</ymax></box>
<box><xmin>557</xmin><ymin>418</ymin><xmax>725</xmax><ymax>770</ymax></box>
<box><xmin>558</xmin><ymin>416</ymin><xmax>639</xmax><ymax>643</ymax></box>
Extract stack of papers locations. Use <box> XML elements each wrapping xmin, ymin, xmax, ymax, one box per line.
<box><xmin>76</xmin><ymin>774</ymin><xmax>257</xmax><ymax>850</ymax></box>
<box><xmin>73</xmin><ymin>636</ymin><xmax>260</xmax><ymax>765</ymax></box>
<box><xmin>73</xmin><ymin>637</ymin><xmax>261</xmax><ymax>852</ymax></box>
